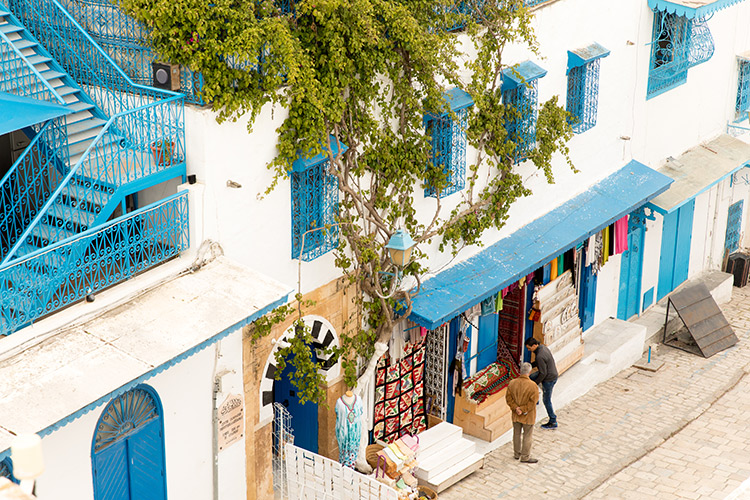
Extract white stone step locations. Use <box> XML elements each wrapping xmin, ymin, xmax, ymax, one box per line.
<box><xmin>422</xmin><ymin>452</ymin><xmax>485</xmax><ymax>493</ymax></box>
<box><xmin>416</xmin><ymin>422</ymin><xmax>463</xmax><ymax>458</ymax></box>
<box><xmin>416</xmin><ymin>437</ymin><xmax>476</xmax><ymax>481</ymax></box>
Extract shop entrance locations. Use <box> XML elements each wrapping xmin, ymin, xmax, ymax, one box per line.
<box><xmin>618</xmin><ymin>215</ymin><xmax>645</xmax><ymax>320</ymax></box>
<box><xmin>497</xmin><ymin>285</ymin><xmax>525</xmax><ymax>365</ymax></box>
<box><xmin>274</xmin><ymin>349</ymin><xmax>319</xmax><ymax>453</ymax></box>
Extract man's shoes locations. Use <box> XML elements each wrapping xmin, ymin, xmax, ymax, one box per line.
<box><xmin>541</xmin><ymin>421</ymin><xmax>558</xmax><ymax>429</ymax></box>
<box><xmin>520</xmin><ymin>458</ymin><xmax>538</xmax><ymax>464</ymax></box>
<box><xmin>513</xmin><ymin>455</ymin><xmax>520</xmax><ymax>460</ymax></box>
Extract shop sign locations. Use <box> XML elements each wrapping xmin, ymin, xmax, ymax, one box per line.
<box><xmin>218</xmin><ymin>394</ymin><xmax>244</xmax><ymax>451</ymax></box>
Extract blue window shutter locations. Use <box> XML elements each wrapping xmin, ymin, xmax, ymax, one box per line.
<box><xmin>425</xmin><ymin>88</ymin><xmax>471</xmax><ymax>198</ymax></box>
<box><xmin>93</xmin><ymin>441</ymin><xmax>131</xmax><ymax>500</ymax></box>
<box><xmin>128</xmin><ymin>420</ymin><xmax>168</xmax><ymax>500</ymax></box>
<box><xmin>647</xmin><ymin>11</ymin><xmax>700</xmax><ymax>98</ymax></box>
<box><xmin>736</xmin><ymin>59</ymin><xmax>750</xmax><ymax>119</ymax></box>
<box><xmin>503</xmin><ymin>80</ymin><xmax>539</xmax><ymax>163</ymax></box>
<box><xmin>725</xmin><ymin>200</ymin><xmax>744</xmax><ymax>252</ymax></box>
<box><xmin>291</xmin><ymin>159</ymin><xmax>339</xmax><ymax>261</ymax></box>
<box><xmin>566</xmin><ymin>59</ymin><xmax>602</xmax><ymax>134</ymax></box>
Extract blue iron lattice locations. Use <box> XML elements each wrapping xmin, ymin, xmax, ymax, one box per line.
<box><xmin>0</xmin><ymin>192</ymin><xmax>189</xmax><ymax>336</ymax></box>
<box><xmin>503</xmin><ymin>80</ymin><xmax>538</xmax><ymax>163</ymax></box>
<box><xmin>425</xmin><ymin>108</ymin><xmax>468</xmax><ymax>197</ymax></box>
<box><xmin>0</xmin><ymin>458</ymin><xmax>16</xmax><ymax>483</ymax></box>
<box><xmin>566</xmin><ymin>59</ymin><xmax>601</xmax><ymax>134</ymax></box>
<box><xmin>737</xmin><ymin>59</ymin><xmax>750</xmax><ymax>119</ymax></box>
<box><xmin>94</xmin><ymin>388</ymin><xmax>158</xmax><ymax>451</ymax></box>
<box><xmin>291</xmin><ymin>160</ymin><xmax>338</xmax><ymax>261</ymax></box>
<box><xmin>57</xmin><ymin>0</ymin><xmax>204</xmax><ymax>103</ymax></box>
<box><xmin>725</xmin><ymin>200</ymin><xmax>743</xmax><ymax>253</ymax></box>
<box><xmin>647</xmin><ymin>11</ymin><xmax>714</xmax><ymax>98</ymax></box>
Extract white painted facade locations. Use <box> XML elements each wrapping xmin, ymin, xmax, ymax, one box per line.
<box><xmin>176</xmin><ymin>0</ymin><xmax>750</xmax><ymax>320</ymax></box>
<box><xmin>31</xmin><ymin>333</ymin><xmax>246</xmax><ymax>500</ymax></box>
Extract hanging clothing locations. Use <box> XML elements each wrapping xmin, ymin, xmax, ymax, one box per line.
<box><xmin>556</xmin><ymin>254</ymin><xmax>564</xmax><ymax>275</ymax></box>
<box><xmin>593</xmin><ymin>232</ymin><xmax>603</xmax><ymax>274</ymax></box>
<box><xmin>602</xmin><ymin>226</ymin><xmax>610</xmax><ymax>266</ymax></box>
<box><xmin>389</xmin><ymin>322</ymin><xmax>406</xmax><ymax>360</ymax></box>
<box><xmin>564</xmin><ymin>249</ymin><xmax>574</xmax><ymax>274</ymax></box>
<box><xmin>481</xmin><ymin>295</ymin><xmax>496</xmax><ymax>316</ymax></box>
<box><xmin>550</xmin><ymin>257</ymin><xmax>558</xmax><ymax>280</ymax></box>
<box><xmin>608</xmin><ymin>223</ymin><xmax>616</xmax><ymax>256</ymax></box>
<box><xmin>335</xmin><ymin>394</ymin><xmax>363</xmax><ymax>468</ymax></box>
<box><xmin>614</xmin><ymin>216</ymin><xmax>629</xmax><ymax>254</ymax></box>
<box><xmin>586</xmin><ymin>236</ymin><xmax>596</xmax><ymax>267</ymax></box>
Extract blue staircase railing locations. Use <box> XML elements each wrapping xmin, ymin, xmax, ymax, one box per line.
<box><xmin>0</xmin><ymin>29</ymin><xmax>65</xmax><ymax>103</ymax></box>
<box><xmin>57</xmin><ymin>0</ymin><xmax>205</xmax><ymax>103</ymax></box>
<box><xmin>0</xmin><ymin>190</ymin><xmax>189</xmax><ymax>336</ymax></box>
<box><xmin>0</xmin><ymin>118</ymin><xmax>70</xmax><ymax>260</ymax></box>
<box><xmin>3</xmin><ymin>0</ymin><xmax>185</xmax><ymax>263</ymax></box>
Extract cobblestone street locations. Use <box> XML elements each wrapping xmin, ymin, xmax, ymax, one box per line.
<box><xmin>440</xmin><ymin>286</ymin><xmax>750</xmax><ymax>500</ymax></box>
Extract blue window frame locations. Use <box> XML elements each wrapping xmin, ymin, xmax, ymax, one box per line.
<box><xmin>502</xmin><ymin>61</ymin><xmax>547</xmax><ymax>163</ymax></box>
<box><xmin>737</xmin><ymin>58</ymin><xmax>750</xmax><ymax>120</ymax></box>
<box><xmin>566</xmin><ymin>43</ymin><xmax>610</xmax><ymax>134</ymax></box>
<box><xmin>647</xmin><ymin>11</ymin><xmax>714</xmax><ymax>99</ymax></box>
<box><xmin>291</xmin><ymin>143</ymin><xmax>343</xmax><ymax>261</ymax></box>
<box><xmin>425</xmin><ymin>88</ymin><xmax>472</xmax><ymax>198</ymax></box>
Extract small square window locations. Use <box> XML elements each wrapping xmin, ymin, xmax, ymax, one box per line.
<box><xmin>291</xmin><ymin>156</ymin><xmax>339</xmax><ymax>261</ymax></box>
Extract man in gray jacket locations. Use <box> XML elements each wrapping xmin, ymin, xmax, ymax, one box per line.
<box><xmin>525</xmin><ymin>337</ymin><xmax>558</xmax><ymax>429</ymax></box>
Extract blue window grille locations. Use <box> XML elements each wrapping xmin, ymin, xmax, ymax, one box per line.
<box><xmin>647</xmin><ymin>11</ymin><xmax>714</xmax><ymax>99</ymax></box>
<box><xmin>291</xmin><ymin>153</ymin><xmax>340</xmax><ymax>261</ymax></box>
<box><xmin>725</xmin><ymin>200</ymin><xmax>744</xmax><ymax>253</ymax></box>
<box><xmin>736</xmin><ymin>59</ymin><xmax>750</xmax><ymax>120</ymax></box>
<box><xmin>502</xmin><ymin>61</ymin><xmax>547</xmax><ymax>163</ymax></box>
<box><xmin>566</xmin><ymin>43</ymin><xmax>609</xmax><ymax>134</ymax></box>
<box><xmin>425</xmin><ymin>88</ymin><xmax>472</xmax><ymax>198</ymax></box>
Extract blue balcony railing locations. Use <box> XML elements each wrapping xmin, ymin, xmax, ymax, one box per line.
<box><xmin>3</xmin><ymin>0</ymin><xmax>185</xmax><ymax>263</ymax></box>
<box><xmin>56</xmin><ymin>0</ymin><xmax>205</xmax><ymax>104</ymax></box>
<box><xmin>0</xmin><ymin>190</ymin><xmax>189</xmax><ymax>336</ymax></box>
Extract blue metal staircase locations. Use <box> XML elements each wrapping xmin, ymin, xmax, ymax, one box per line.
<box><xmin>0</xmin><ymin>0</ymin><xmax>187</xmax><ymax>335</ymax></box>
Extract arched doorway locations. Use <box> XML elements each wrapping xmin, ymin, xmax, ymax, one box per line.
<box><xmin>274</xmin><ymin>347</ymin><xmax>319</xmax><ymax>452</ymax></box>
<box><xmin>91</xmin><ymin>385</ymin><xmax>167</xmax><ymax>500</ymax></box>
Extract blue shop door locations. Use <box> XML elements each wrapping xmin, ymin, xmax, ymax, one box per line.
<box><xmin>657</xmin><ymin>200</ymin><xmax>695</xmax><ymax>301</ymax></box>
<box><xmin>617</xmin><ymin>217</ymin><xmax>645</xmax><ymax>320</ymax></box>
<box><xmin>579</xmin><ymin>249</ymin><xmax>598</xmax><ymax>331</ymax></box>
<box><xmin>725</xmin><ymin>200</ymin><xmax>744</xmax><ymax>253</ymax></box>
<box><xmin>275</xmin><ymin>350</ymin><xmax>319</xmax><ymax>452</ymax></box>
<box><xmin>476</xmin><ymin>313</ymin><xmax>498</xmax><ymax>372</ymax></box>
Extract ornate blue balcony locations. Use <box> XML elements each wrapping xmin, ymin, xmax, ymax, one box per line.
<box><xmin>0</xmin><ymin>191</ymin><xmax>189</xmax><ymax>336</ymax></box>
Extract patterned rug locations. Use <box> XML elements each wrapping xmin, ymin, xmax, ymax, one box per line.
<box><xmin>373</xmin><ymin>342</ymin><xmax>427</xmax><ymax>443</ymax></box>
<box><xmin>463</xmin><ymin>359</ymin><xmax>520</xmax><ymax>404</ymax></box>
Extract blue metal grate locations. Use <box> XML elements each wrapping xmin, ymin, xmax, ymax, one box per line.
<box><xmin>425</xmin><ymin>108</ymin><xmax>468</xmax><ymax>197</ymax></box>
<box><xmin>737</xmin><ymin>60</ymin><xmax>750</xmax><ymax>119</ymax></box>
<box><xmin>291</xmin><ymin>160</ymin><xmax>338</xmax><ymax>261</ymax></box>
<box><xmin>647</xmin><ymin>11</ymin><xmax>714</xmax><ymax>99</ymax></box>
<box><xmin>94</xmin><ymin>388</ymin><xmax>159</xmax><ymax>451</ymax></box>
<box><xmin>0</xmin><ymin>192</ymin><xmax>189</xmax><ymax>336</ymax></box>
<box><xmin>0</xmin><ymin>458</ymin><xmax>17</xmax><ymax>483</ymax></box>
<box><xmin>725</xmin><ymin>200</ymin><xmax>743</xmax><ymax>253</ymax></box>
<box><xmin>647</xmin><ymin>11</ymin><xmax>691</xmax><ymax>98</ymax></box>
<box><xmin>503</xmin><ymin>79</ymin><xmax>538</xmax><ymax>163</ymax></box>
<box><xmin>566</xmin><ymin>59</ymin><xmax>601</xmax><ymax>134</ymax></box>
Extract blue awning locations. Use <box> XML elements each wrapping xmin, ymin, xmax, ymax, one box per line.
<box><xmin>647</xmin><ymin>0</ymin><xmax>746</xmax><ymax>19</ymax></box>
<box><xmin>501</xmin><ymin>61</ymin><xmax>547</xmax><ymax>92</ymax></box>
<box><xmin>0</xmin><ymin>92</ymin><xmax>71</xmax><ymax>136</ymax></box>
<box><xmin>407</xmin><ymin>161</ymin><xmax>674</xmax><ymax>330</ymax></box>
<box><xmin>567</xmin><ymin>43</ymin><xmax>610</xmax><ymax>75</ymax></box>
<box><xmin>291</xmin><ymin>135</ymin><xmax>348</xmax><ymax>172</ymax></box>
<box><xmin>443</xmin><ymin>87</ymin><xmax>473</xmax><ymax>113</ymax></box>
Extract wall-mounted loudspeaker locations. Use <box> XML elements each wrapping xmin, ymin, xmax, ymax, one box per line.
<box><xmin>152</xmin><ymin>62</ymin><xmax>181</xmax><ymax>91</ymax></box>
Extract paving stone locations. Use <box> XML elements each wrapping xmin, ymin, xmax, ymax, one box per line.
<box><xmin>439</xmin><ymin>286</ymin><xmax>750</xmax><ymax>500</ymax></box>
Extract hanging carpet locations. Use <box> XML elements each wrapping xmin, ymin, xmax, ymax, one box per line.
<box><xmin>463</xmin><ymin>358</ymin><xmax>520</xmax><ymax>404</ymax></box>
<box><xmin>374</xmin><ymin>341</ymin><xmax>428</xmax><ymax>443</ymax></box>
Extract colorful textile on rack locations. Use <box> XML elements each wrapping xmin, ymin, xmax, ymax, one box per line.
<box><xmin>498</xmin><ymin>285</ymin><xmax>524</xmax><ymax>361</ymax></box>
<box><xmin>614</xmin><ymin>216</ymin><xmax>628</xmax><ymax>254</ymax></box>
<box><xmin>463</xmin><ymin>359</ymin><xmax>520</xmax><ymax>404</ymax></box>
<box><xmin>374</xmin><ymin>341</ymin><xmax>428</xmax><ymax>443</ymax></box>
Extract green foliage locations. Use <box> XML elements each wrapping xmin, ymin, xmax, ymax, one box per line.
<box><xmin>123</xmin><ymin>0</ymin><xmax>574</xmax><ymax>405</ymax></box>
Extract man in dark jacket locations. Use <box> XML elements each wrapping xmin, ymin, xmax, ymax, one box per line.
<box><xmin>525</xmin><ymin>337</ymin><xmax>558</xmax><ymax>429</ymax></box>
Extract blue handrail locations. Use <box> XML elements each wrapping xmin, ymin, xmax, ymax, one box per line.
<box><xmin>0</xmin><ymin>30</ymin><xmax>66</xmax><ymax>104</ymax></box>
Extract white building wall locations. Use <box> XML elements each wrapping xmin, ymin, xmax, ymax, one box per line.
<box><xmin>31</xmin><ymin>331</ymin><xmax>246</xmax><ymax>500</ymax></box>
<box><xmin>176</xmin><ymin>0</ymin><xmax>750</xmax><ymax>310</ymax></box>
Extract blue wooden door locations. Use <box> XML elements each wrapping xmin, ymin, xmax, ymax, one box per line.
<box><xmin>657</xmin><ymin>200</ymin><xmax>695</xmax><ymax>301</ymax></box>
<box><xmin>618</xmin><ymin>217</ymin><xmax>645</xmax><ymax>320</ymax></box>
<box><xmin>275</xmin><ymin>351</ymin><xmax>319</xmax><ymax>452</ymax></box>
<box><xmin>579</xmin><ymin>247</ymin><xmax>598</xmax><ymax>331</ymax></box>
<box><xmin>725</xmin><ymin>200</ymin><xmax>744</xmax><ymax>253</ymax></box>
<box><xmin>476</xmin><ymin>313</ymin><xmax>498</xmax><ymax>372</ymax></box>
<box><xmin>92</xmin><ymin>386</ymin><xmax>167</xmax><ymax>500</ymax></box>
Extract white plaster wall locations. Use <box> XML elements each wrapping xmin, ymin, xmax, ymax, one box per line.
<box><xmin>31</xmin><ymin>331</ymin><xmax>246</xmax><ymax>500</ymax></box>
<box><xmin>178</xmin><ymin>0</ymin><xmax>750</xmax><ymax>311</ymax></box>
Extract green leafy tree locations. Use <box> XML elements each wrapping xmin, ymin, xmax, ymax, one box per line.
<box><xmin>121</xmin><ymin>0</ymin><xmax>573</xmax><ymax>403</ymax></box>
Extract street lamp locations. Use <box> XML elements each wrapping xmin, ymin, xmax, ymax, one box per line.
<box><xmin>385</xmin><ymin>229</ymin><xmax>416</xmax><ymax>268</ymax></box>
